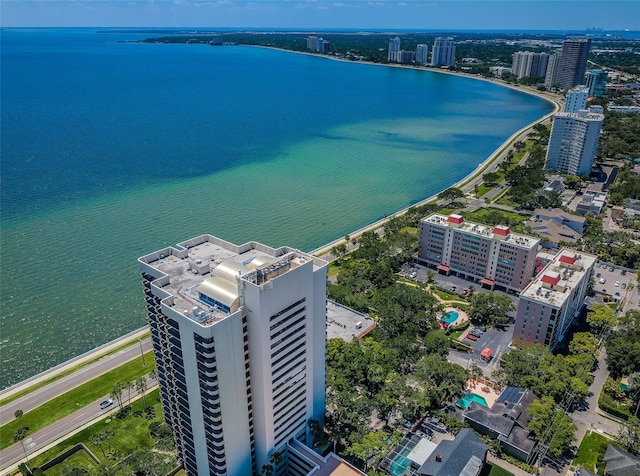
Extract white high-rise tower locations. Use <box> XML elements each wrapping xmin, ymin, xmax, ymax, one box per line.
<box><xmin>431</xmin><ymin>37</ymin><xmax>455</xmax><ymax>67</ymax></box>
<box><xmin>139</xmin><ymin>236</ymin><xmax>328</xmax><ymax>476</ymax></box>
<box><xmin>388</xmin><ymin>37</ymin><xmax>401</xmax><ymax>62</ymax></box>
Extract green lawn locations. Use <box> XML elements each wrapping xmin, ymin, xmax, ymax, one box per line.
<box><xmin>479</xmin><ymin>462</ymin><xmax>515</xmax><ymax>476</ymax></box>
<box><xmin>42</xmin><ymin>449</ymin><xmax>98</xmax><ymax>475</ymax></box>
<box><xmin>30</xmin><ymin>390</ymin><xmax>173</xmax><ymax>476</ymax></box>
<box><xmin>476</xmin><ymin>182</ymin><xmax>497</xmax><ymax>197</ymax></box>
<box><xmin>489</xmin><ymin>463</ymin><xmax>515</xmax><ymax>476</ymax></box>
<box><xmin>572</xmin><ymin>431</ymin><xmax>611</xmax><ymax>475</ymax></box>
<box><xmin>0</xmin><ymin>352</ymin><xmax>155</xmax><ymax>450</ymax></box>
<box><xmin>463</xmin><ymin>208</ymin><xmax>531</xmax><ymax>226</ymax></box>
<box><xmin>432</xmin><ymin>289</ymin><xmax>460</xmax><ymax>301</ymax></box>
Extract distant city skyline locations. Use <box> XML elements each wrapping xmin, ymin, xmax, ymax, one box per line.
<box><xmin>1</xmin><ymin>0</ymin><xmax>638</xmax><ymax>31</ymax></box>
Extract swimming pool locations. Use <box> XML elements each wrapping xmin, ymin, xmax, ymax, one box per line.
<box><xmin>455</xmin><ymin>392</ymin><xmax>489</xmax><ymax>409</ymax></box>
<box><xmin>442</xmin><ymin>310</ymin><xmax>459</xmax><ymax>324</ymax></box>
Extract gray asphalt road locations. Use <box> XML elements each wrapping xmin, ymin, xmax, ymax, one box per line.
<box><xmin>0</xmin><ymin>377</ymin><xmax>156</xmax><ymax>472</ymax></box>
<box><xmin>0</xmin><ymin>338</ymin><xmax>152</xmax><ymax>427</ymax></box>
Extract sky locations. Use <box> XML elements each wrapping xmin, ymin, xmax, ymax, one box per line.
<box><xmin>1</xmin><ymin>0</ymin><xmax>639</xmax><ymax>31</ymax></box>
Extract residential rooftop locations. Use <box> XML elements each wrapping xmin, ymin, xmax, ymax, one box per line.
<box><xmin>424</xmin><ymin>214</ymin><xmax>539</xmax><ymax>250</ymax></box>
<box><xmin>139</xmin><ymin>235</ymin><xmax>326</xmax><ymax>326</ymax></box>
<box><xmin>520</xmin><ymin>249</ymin><xmax>597</xmax><ymax>308</ymax></box>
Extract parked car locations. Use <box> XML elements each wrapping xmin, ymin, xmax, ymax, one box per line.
<box><xmin>596</xmin><ymin>272</ymin><xmax>601</xmax><ymax>278</ymax></box>
<box><xmin>466</xmin><ymin>334</ymin><xmax>478</xmax><ymax>341</ymax></box>
<box><xmin>610</xmin><ymin>266</ymin><xmax>615</xmax><ymax>272</ymax></box>
<box><xmin>99</xmin><ymin>399</ymin><xmax>114</xmax><ymax>410</ymax></box>
<box><xmin>615</xmin><ymin>281</ymin><xmax>620</xmax><ymax>287</ymax></box>
<box><xmin>622</xmin><ymin>283</ymin><xmax>627</xmax><ymax>289</ymax></box>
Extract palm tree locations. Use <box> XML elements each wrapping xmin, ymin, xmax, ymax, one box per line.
<box><xmin>136</xmin><ymin>377</ymin><xmax>148</xmax><ymax>411</ymax></box>
<box><xmin>14</xmin><ymin>409</ymin><xmax>24</xmax><ymax>428</ymax></box>
<box><xmin>125</xmin><ymin>381</ymin><xmax>134</xmax><ymax>407</ymax></box>
<box><xmin>110</xmin><ymin>382</ymin><xmax>124</xmax><ymax>411</ymax></box>
<box><xmin>103</xmin><ymin>427</ymin><xmax>115</xmax><ymax>453</ymax></box>
<box><xmin>90</xmin><ymin>433</ymin><xmax>106</xmax><ymax>458</ymax></box>
<box><xmin>469</xmin><ymin>362</ymin><xmax>483</xmax><ymax>385</ymax></box>
<box><xmin>13</xmin><ymin>427</ymin><xmax>30</xmax><ymax>468</ymax></box>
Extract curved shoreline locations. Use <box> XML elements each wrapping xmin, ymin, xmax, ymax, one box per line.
<box><xmin>1</xmin><ymin>49</ymin><xmax>561</xmax><ymax>395</ymax></box>
<box><xmin>289</xmin><ymin>47</ymin><xmax>562</xmax><ymax>255</ymax></box>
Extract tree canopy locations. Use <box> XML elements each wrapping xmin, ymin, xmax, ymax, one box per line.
<box><xmin>527</xmin><ymin>396</ymin><xmax>577</xmax><ymax>457</ymax></box>
<box><xmin>468</xmin><ymin>292</ymin><xmax>515</xmax><ymax>326</ymax></box>
<box><xmin>587</xmin><ymin>303</ymin><xmax>616</xmax><ymax>330</ymax></box>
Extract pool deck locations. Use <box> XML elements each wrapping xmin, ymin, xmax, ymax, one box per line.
<box><xmin>465</xmin><ymin>379</ymin><xmax>500</xmax><ymax>408</ymax></box>
<box><xmin>440</xmin><ymin>306</ymin><xmax>469</xmax><ymax>328</ymax></box>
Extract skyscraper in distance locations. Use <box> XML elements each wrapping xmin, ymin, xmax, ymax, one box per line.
<box><xmin>552</xmin><ymin>38</ymin><xmax>592</xmax><ymax>89</ymax></box>
<box><xmin>139</xmin><ymin>236</ymin><xmax>328</xmax><ymax>475</ymax></box>
<box><xmin>388</xmin><ymin>37</ymin><xmax>401</xmax><ymax>62</ymax></box>
<box><xmin>416</xmin><ymin>44</ymin><xmax>429</xmax><ymax>65</ymax></box>
<box><xmin>431</xmin><ymin>37</ymin><xmax>455</xmax><ymax>67</ymax></box>
<box><xmin>586</xmin><ymin>69</ymin><xmax>608</xmax><ymax>97</ymax></box>
<box><xmin>512</xmin><ymin>51</ymin><xmax>549</xmax><ymax>79</ymax></box>
<box><xmin>544</xmin><ymin>53</ymin><xmax>559</xmax><ymax>89</ymax></box>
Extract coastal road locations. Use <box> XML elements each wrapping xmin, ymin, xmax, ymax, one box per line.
<box><xmin>0</xmin><ymin>377</ymin><xmax>157</xmax><ymax>472</ymax></box>
<box><xmin>0</xmin><ymin>338</ymin><xmax>152</xmax><ymax>426</ymax></box>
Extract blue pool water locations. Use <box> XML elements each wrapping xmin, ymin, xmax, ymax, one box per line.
<box><xmin>442</xmin><ymin>311</ymin><xmax>459</xmax><ymax>324</ymax></box>
<box><xmin>456</xmin><ymin>393</ymin><xmax>489</xmax><ymax>409</ymax></box>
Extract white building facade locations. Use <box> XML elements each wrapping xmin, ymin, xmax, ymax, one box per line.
<box><xmin>564</xmin><ymin>85</ymin><xmax>590</xmax><ymax>113</ymax></box>
<box><xmin>431</xmin><ymin>37</ymin><xmax>455</xmax><ymax>67</ymax></box>
<box><xmin>139</xmin><ymin>236</ymin><xmax>328</xmax><ymax>476</ymax></box>
<box><xmin>513</xmin><ymin>249</ymin><xmax>596</xmax><ymax>350</ymax></box>
<box><xmin>512</xmin><ymin>51</ymin><xmax>549</xmax><ymax>79</ymax></box>
<box><xmin>545</xmin><ymin>108</ymin><xmax>604</xmax><ymax>175</ymax></box>
<box><xmin>416</xmin><ymin>44</ymin><xmax>429</xmax><ymax>65</ymax></box>
<box><xmin>388</xmin><ymin>37</ymin><xmax>401</xmax><ymax>62</ymax></box>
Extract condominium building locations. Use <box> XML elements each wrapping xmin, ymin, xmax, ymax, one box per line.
<box><xmin>417</xmin><ymin>214</ymin><xmax>540</xmax><ymax>293</ymax></box>
<box><xmin>551</xmin><ymin>39</ymin><xmax>592</xmax><ymax>89</ymax></box>
<box><xmin>544</xmin><ymin>53</ymin><xmax>559</xmax><ymax>89</ymax></box>
<box><xmin>511</xmin><ymin>51</ymin><xmax>550</xmax><ymax>79</ymax></box>
<box><xmin>416</xmin><ymin>44</ymin><xmax>429</xmax><ymax>65</ymax></box>
<box><xmin>138</xmin><ymin>235</ymin><xmax>328</xmax><ymax>476</ymax></box>
<box><xmin>564</xmin><ymin>85</ymin><xmax>589</xmax><ymax>113</ymax></box>
<box><xmin>545</xmin><ymin>108</ymin><xmax>604</xmax><ymax>176</ymax></box>
<box><xmin>431</xmin><ymin>37</ymin><xmax>455</xmax><ymax>67</ymax></box>
<box><xmin>307</xmin><ymin>36</ymin><xmax>330</xmax><ymax>53</ymax></box>
<box><xmin>513</xmin><ymin>249</ymin><xmax>596</xmax><ymax>350</ymax></box>
<box><xmin>397</xmin><ymin>50</ymin><xmax>415</xmax><ymax>64</ymax></box>
<box><xmin>586</xmin><ymin>69</ymin><xmax>608</xmax><ymax>97</ymax></box>
<box><xmin>388</xmin><ymin>37</ymin><xmax>401</xmax><ymax>62</ymax></box>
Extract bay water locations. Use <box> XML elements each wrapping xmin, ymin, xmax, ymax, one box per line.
<box><xmin>0</xmin><ymin>28</ymin><xmax>553</xmax><ymax>388</ymax></box>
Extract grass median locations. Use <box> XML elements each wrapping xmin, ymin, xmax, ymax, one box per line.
<box><xmin>0</xmin><ymin>332</ymin><xmax>150</xmax><ymax>407</ymax></box>
<box><xmin>0</xmin><ymin>351</ymin><xmax>154</xmax><ymax>450</ymax></box>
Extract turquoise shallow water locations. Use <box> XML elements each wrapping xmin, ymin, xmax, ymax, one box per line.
<box><xmin>0</xmin><ymin>28</ymin><xmax>553</xmax><ymax>388</ymax></box>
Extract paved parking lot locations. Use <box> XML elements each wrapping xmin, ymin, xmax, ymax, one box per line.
<box><xmin>593</xmin><ymin>260</ymin><xmax>638</xmax><ymax>314</ymax></box>
<box><xmin>448</xmin><ymin>321</ymin><xmax>515</xmax><ymax>377</ymax></box>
